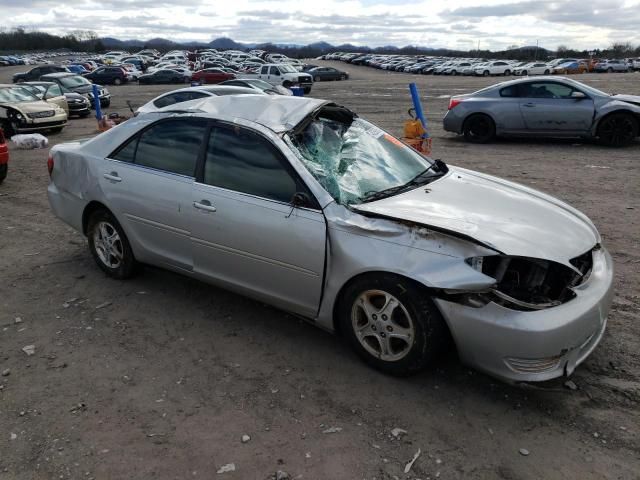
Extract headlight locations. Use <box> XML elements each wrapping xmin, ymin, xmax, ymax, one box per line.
<box><xmin>463</xmin><ymin>250</ymin><xmax>595</xmax><ymax>311</ymax></box>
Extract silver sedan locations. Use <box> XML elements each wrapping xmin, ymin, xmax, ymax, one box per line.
<box><xmin>443</xmin><ymin>76</ymin><xmax>640</xmax><ymax>146</ymax></box>
<box><xmin>47</xmin><ymin>95</ymin><xmax>613</xmax><ymax>383</ymax></box>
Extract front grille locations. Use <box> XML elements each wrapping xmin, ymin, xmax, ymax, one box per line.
<box><xmin>298</xmin><ymin>76</ymin><xmax>311</xmax><ymax>84</ymax></box>
<box><xmin>27</xmin><ymin>110</ymin><xmax>55</xmax><ymax>119</ymax></box>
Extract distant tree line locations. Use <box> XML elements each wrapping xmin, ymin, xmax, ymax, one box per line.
<box><xmin>0</xmin><ymin>28</ymin><xmax>104</xmax><ymax>53</ymax></box>
<box><xmin>1</xmin><ymin>28</ymin><xmax>639</xmax><ymax>60</ymax></box>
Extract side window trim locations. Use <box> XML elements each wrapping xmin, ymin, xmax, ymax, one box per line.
<box><xmin>196</xmin><ymin>121</ymin><xmax>320</xmax><ymax>209</ymax></box>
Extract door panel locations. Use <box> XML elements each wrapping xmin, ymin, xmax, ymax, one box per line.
<box><xmin>191</xmin><ymin>185</ymin><xmax>326</xmax><ymax>316</ymax></box>
<box><xmin>518</xmin><ymin>82</ymin><xmax>595</xmax><ymax>132</ymax></box>
<box><xmin>99</xmin><ymin>161</ymin><xmax>194</xmax><ymax>270</ymax></box>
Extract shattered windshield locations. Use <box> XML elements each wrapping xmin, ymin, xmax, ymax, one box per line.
<box><xmin>0</xmin><ymin>87</ymin><xmax>39</xmax><ymax>103</ymax></box>
<box><xmin>287</xmin><ymin>117</ymin><xmax>436</xmax><ymax>205</ymax></box>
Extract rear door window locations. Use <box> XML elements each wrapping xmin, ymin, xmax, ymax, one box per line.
<box><xmin>111</xmin><ymin>119</ymin><xmax>207</xmax><ymax>176</ymax></box>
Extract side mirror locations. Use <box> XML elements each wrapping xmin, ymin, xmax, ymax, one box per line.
<box><xmin>291</xmin><ymin>192</ymin><xmax>311</xmax><ymax>208</ymax></box>
<box><xmin>571</xmin><ymin>91</ymin><xmax>587</xmax><ymax>99</ymax></box>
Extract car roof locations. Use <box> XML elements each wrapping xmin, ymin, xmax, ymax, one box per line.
<box><xmin>40</xmin><ymin>72</ymin><xmax>77</xmax><ymax>78</ymax></box>
<box><xmin>158</xmin><ymin>95</ymin><xmax>329</xmax><ymax>133</ymax></box>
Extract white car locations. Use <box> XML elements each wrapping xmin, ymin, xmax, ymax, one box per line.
<box><xmin>135</xmin><ymin>85</ymin><xmax>263</xmax><ymax>115</ymax></box>
<box><xmin>514</xmin><ymin>62</ymin><xmax>552</xmax><ymax>76</ymax></box>
<box><xmin>475</xmin><ymin>61</ymin><xmax>513</xmax><ymax>76</ymax></box>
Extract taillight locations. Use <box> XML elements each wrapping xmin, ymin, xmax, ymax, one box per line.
<box><xmin>47</xmin><ymin>154</ymin><xmax>54</xmax><ymax>177</ymax></box>
<box><xmin>448</xmin><ymin>98</ymin><xmax>463</xmax><ymax>110</ymax></box>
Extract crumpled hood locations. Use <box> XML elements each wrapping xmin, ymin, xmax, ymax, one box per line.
<box><xmin>353</xmin><ymin>167</ymin><xmax>599</xmax><ymax>265</ymax></box>
<box><xmin>0</xmin><ymin>100</ymin><xmax>57</xmax><ymax>114</ymax></box>
<box><xmin>610</xmin><ymin>94</ymin><xmax>640</xmax><ymax>106</ymax></box>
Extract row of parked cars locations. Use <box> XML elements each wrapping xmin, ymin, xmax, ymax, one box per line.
<box><xmin>322</xmin><ymin>52</ymin><xmax>640</xmax><ymax>76</ymax></box>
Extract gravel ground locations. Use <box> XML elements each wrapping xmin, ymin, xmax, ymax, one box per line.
<box><xmin>0</xmin><ymin>60</ymin><xmax>638</xmax><ymax>480</ymax></box>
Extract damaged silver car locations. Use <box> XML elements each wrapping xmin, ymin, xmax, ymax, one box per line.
<box><xmin>47</xmin><ymin>96</ymin><xmax>613</xmax><ymax>383</ymax></box>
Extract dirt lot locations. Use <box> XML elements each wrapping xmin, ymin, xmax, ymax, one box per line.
<box><xmin>0</xmin><ymin>60</ymin><xmax>638</xmax><ymax>480</ymax></box>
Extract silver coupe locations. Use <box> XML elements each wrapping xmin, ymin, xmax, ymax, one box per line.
<box><xmin>443</xmin><ymin>76</ymin><xmax>640</xmax><ymax>147</ymax></box>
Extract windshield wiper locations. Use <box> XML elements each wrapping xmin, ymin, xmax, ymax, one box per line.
<box><xmin>361</xmin><ymin>159</ymin><xmax>448</xmax><ymax>203</ymax></box>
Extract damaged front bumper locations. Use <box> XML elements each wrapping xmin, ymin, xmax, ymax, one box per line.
<box><xmin>435</xmin><ymin>247</ymin><xmax>614</xmax><ymax>383</ymax></box>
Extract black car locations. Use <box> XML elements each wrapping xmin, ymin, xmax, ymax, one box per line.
<box><xmin>40</xmin><ymin>73</ymin><xmax>111</xmax><ymax>108</ymax></box>
<box><xmin>84</xmin><ymin>66</ymin><xmax>128</xmax><ymax>85</ymax></box>
<box><xmin>22</xmin><ymin>81</ymin><xmax>91</xmax><ymax>118</ymax></box>
<box><xmin>12</xmin><ymin>65</ymin><xmax>69</xmax><ymax>83</ymax></box>
<box><xmin>138</xmin><ymin>69</ymin><xmax>187</xmax><ymax>85</ymax></box>
<box><xmin>307</xmin><ymin>67</ymin><xmax>349</xmax><ymax>81</ymax></box>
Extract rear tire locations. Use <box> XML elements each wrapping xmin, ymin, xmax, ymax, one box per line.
<box><xmin>339</xmin><ymin>274</ymin><xmax>448</xmax><ymax>376</ymax></box>
<box><xmin>0</xmin><ymin>164</ymin><xmax>7</xmax><ymax>184</ymax></box>
<box><xmin>463</xmin><ymin>114</ymin><xmax>496</xmax><ymax>144</ymax></box>
<box><xmin>114</xmin><ymin>78</ymin><xmax>122</xmax><ymax>85</ymax></box>
<box><xmin>607</xmin><ymin>67</ymin><xmax>613</xmax><ymax>73</ymax></box>
<box><xmin>597</xmin><ymin>113</ymin><xmax>638</xmax><ymax>147</ymax></box>
<box><xmin>504</xmin><ymin>69</ymin><xmax>511</xmax><ymax>76</ymax></box>
<box><xmin>87</xmin><ymin>209</ymin><xmax>138</xmax><ymax>279</ymax></box>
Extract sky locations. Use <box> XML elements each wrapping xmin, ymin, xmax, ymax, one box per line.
<box><xmin>3</xmin><ymin>0</ymin><xmax>640</xmax><ymax>51</ymax></box>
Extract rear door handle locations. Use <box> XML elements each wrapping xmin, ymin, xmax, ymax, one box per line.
<box><xmin>103</xmin><ymin>172</ymin><xmax>122</xmax><ymax>182</ymax></box>
<box><xmin>193</xmin><ymin>201</ymin><xmax>217</xmax><ymax>213</ymax></box>
<box><xmin>522</xmin><ymin>103</ymin><xmax>536</xmax><ymax>108</ymax></box>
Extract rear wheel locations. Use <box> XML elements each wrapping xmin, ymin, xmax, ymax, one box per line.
<box><xmin>607</xmin><ymin>67</ymin><xmax>614</xmax><ymax>73</ymax></box>
<box><xmin>463</xmin><ymin>114</ymin><xmax>496</xmax><ymax>143</ymax></box>
<box><xmin>597</xmin><ymin>113</ymin><xmax>638</xmax><ymax>147</ymax></box>
<box><xmin>504</xmin><ymin>69</ymin><xmax>511</xmax><ymax>76</ymax></box>
<box><xmin>339</xmin><ymin>274</ymin><xmax>448</xmax><ymax>376</ymax></box>
<box><xmin>114</xmin><ymin>78</ymin><xmax>122</xmax><ymax>85</ymax></box>
<box><xmin>0</xmin><ymin>164</ymin><xmax>7</xmax><ymax>184</ymax></box>
<box><xmin>87</xmin><ymin>209</ymin><xmax>138</xmax><ymax>279</ymax></box>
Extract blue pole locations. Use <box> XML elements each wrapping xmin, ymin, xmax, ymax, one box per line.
<box><xmin>92</xmin><ymin>84</ymin><xmax>102</xmax><ymax>121</ymax></box>
<box><xmin>409</xmin><ymin>83</ymin><xmax>428</xmax><ymax>137</ymax></box>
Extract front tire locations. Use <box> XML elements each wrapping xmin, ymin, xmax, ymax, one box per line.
<box><xmin>114</xmin><ymin>78</ymin><xmax>122</xmax><ymax>85</ymax></box>
<box><xmin>463</xmin><ymin>114</ymin><xmax>496</xmax><ymax>143</ymax></box>
<box><xmin>87</xmin><ymin>209</ymin><xmax>138</xmax><ymax>279</ymax></box>
<box><xmin>314</xmin><ymin>75</ymin><xmax>321</xmax><ymax>82</ymax></box>
<box><xmin>504</xmin><ymin>69</ymin><xmax>511</xmax><ymax>76</ymax></box>
<box><xmin>0</xmin><ymin>164</ymin><xmax>7</xmax><ymax>184</ymax></box>
<box><xmin>544</xmin><ymin>69</ymin><xmax>550</xmax><ymax>75</ymax></box>
<box><xmin>597</xmin><ymin>113</ymin><xmax>638</xmax><ymax>147</ymax></box>
<box><xmin>339</xmin><ymin>274</ymin><xmax>448</xmax><ymax>376</ymax></box>
<box><xmin>483</xmin><ymin>70</ymin><xmax>490</xmax><ymax>76</ymax></box>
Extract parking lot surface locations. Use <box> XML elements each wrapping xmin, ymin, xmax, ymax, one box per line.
<box><xmin>1</xmin><ymin>60</ymin><xmax>639</xmax><ymax>479</ymax></box>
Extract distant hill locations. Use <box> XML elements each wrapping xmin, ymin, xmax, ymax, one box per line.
<box><xmin>94</xmin><ymin>36</ymin><xmax>555</xmax><ymax>60</ymax></box>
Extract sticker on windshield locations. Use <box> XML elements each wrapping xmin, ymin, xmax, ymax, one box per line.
<box><xmin>361</xmin><ymin>123</ymin><xmax>384</xmax><ymax>139</ymax></box>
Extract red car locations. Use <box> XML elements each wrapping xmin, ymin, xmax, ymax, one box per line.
<box><xmin>0</xmin><ymin>128</ymin><xmax>8</xmax><ymax>184</ymax></box>
<box><xmin>191</xmin><ymin>68</ymin><xmax>236</xmax><ymax>84</ymax></box>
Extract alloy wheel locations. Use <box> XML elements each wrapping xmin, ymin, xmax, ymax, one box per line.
<box><xmin>599</xmin><ymin>115</ymin><xmax>637</xmax><ymax>147</ymax></box>
<box><xmin>351</xmin><ymin>290</ymin><xmax>415</xmax><ymax>362</ymax></box>
<box><xmin>93</xmin><ymin>221</ymin><xmax>124</xmax><ymax>269</ymax></box>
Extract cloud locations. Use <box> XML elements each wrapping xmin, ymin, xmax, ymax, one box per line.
<box><xmin>2</xmin><ymin>0</ymin><xmax>640</xmax><ymax>49</ymax></box>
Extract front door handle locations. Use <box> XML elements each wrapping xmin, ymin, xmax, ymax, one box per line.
<box><xmin>193</xmin><ymin>200</ymin><xmax>217</xmax><ymax>213</ymax></box>
<box><xmin>103</xmin><ymin>172</ymin><xmax>122</xmax><ymax>182</ymax></box>
<box><xmin>522</xmin><ymin>103</ymin><xmax>536</xmax><ymax>108</ymax></box>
